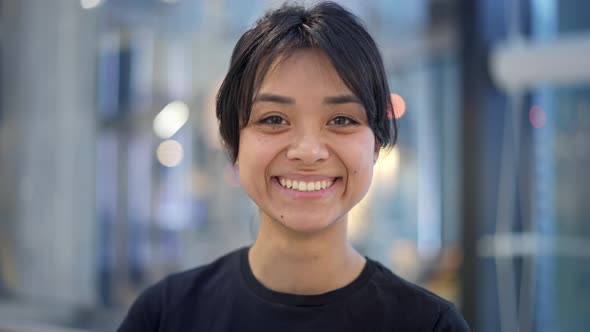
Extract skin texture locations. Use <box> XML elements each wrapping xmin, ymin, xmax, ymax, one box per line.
<box><xmin>238</xmin><ymin>49</ymin><xmax>379</xmax><ymax>295</ymax></box>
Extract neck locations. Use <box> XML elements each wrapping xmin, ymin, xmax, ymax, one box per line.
<box><xmin>248</xmin><ymin>212</ymin><xmax>366</xmax><ymax>295</ymax></box>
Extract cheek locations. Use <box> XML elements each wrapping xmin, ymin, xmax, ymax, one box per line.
<box><xmin>357</xmin><ymin>132</ymin><xmax>378</xmax><ymax>162</ymax></box>
<box><xmin>341</xmin><ymin>134</ymin><xmax>376</xmax><ymax>182</ymax></box>
<box><xmin>349</xmin><ymin>159</ymin><xmax>374</xmax><ymax>182</ymax></box>
<box><xmin>237</xmin><ymin>132</ymin><xmax>277</xmax><ymax>181</ymax></box>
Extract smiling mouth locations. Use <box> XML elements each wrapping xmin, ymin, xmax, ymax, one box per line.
<box><xmin>273</xmin><ymin>177</ymin><xmax>338</xmax><ymax>192</ymax></box>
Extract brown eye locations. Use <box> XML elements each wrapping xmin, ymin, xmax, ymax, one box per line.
<box><xmin>259</xmin><ymin>115</ymin><xmax>287</xmax><ymax>126</ymax></box>
<box><xmin>328</xmin><ymin>116</ymin><xmax>358</xmax><ymax>126</ymax></box>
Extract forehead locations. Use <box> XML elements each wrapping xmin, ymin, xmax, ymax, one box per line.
<box><xmin>256</xmin><ymin>48</ymin><xmax>353</xmax><ymax>96</ymax></box>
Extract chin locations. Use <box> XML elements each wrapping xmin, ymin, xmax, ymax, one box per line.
<box><xmin>274</xmin><ymin>213</ymin><xmax>343</xmax><ymax>235</ymax></box>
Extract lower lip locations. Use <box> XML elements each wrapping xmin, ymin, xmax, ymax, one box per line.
<box><xmin>272</xmin><ymin>177</ymin><xmax>340</xmax><ymax>199</ymax></box>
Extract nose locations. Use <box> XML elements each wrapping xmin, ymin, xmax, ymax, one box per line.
<box><xmin>286</xmin><ymin>129</ymin><xmax>329</xmax><ymax>165</ymax></box>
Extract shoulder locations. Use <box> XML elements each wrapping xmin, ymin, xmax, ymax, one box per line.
<box><xmin>161</xmin><ymin>246</ymin><xmax>245</xmax><ymax>301</ymax></box>
<box><xmin>367</xmin><ymin>259</ymin><xmax>470</xmax><ymax>331</ymax></box>
<box><xmin>368</xmin><ymin>259</ymin><xmax>454</xmax><ymax>311</ymax></box>
<box><xmin>117</xmin><ymin>247</ymin><xmax>246</xmax><ymax>331</ymax></box>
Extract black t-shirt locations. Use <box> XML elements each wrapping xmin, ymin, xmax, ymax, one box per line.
<box><xmin>118</xmin><ymin>247</ymin><xmax>470</xmax><ymax>331</ymax></box>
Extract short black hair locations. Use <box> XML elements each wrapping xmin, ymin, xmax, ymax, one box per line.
<box><xmin>216</xmin><ymin>1</ymin><xmax>397</xmax><ymax>163</ymax></box>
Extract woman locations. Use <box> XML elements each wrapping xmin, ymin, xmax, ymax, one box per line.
<box><xmin>118</xmin><ymin>2</ymin><xmax>470</xmax><ymax>331</ymax></box>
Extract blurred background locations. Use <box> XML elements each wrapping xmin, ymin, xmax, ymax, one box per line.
<box><xmin>0</xmin><ymin>0</ymin><xmax>589</xmax><ymax>331</ymax></box>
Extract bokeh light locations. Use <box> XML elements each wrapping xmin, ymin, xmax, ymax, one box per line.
<box><xmin>156</xmin><ymin>140</ymin><xmax>184</xmax><ymax>167</ymax></box>
<box><xmin>153</xmin><ymin>101</ymin><xmax>190</xmax><ymax>139</ymax></box>
<box><xmin>80</xmin><ymin>0</ymin><xmax>102</xmax><ymax>10</ymax></box>
<box><xmin>374</xmin><ymin>146</ymin><xmax>401</xmax><ymax>183</ymax></box>
<box><xmin>390</xmin><ymin>93</ymin><xmax>407</xmax><ymax>119</ymax></box>
<box><xmin>529</xmin><ymin>105</ymin><xmax>547</xmax><ymax>129</ymax></box>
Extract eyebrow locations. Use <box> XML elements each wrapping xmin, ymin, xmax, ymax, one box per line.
<box><xmin>322</xmin><ymin>95</ymin><xmax>362</xmax><ymax>105</ymax></box>
<box><xmin>253</xmin><ymin>93</ymin><xmax>362</xmax><ymax>105</ymax></box>
<box><xmin>253</xmin><ymin>94</ymin><xmax>295</xmax><ymax>104</ymax></box>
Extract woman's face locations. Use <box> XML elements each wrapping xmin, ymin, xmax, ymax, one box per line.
<box><xmin>237</xmin><ymin>48</ymin><xmax>378</xmax><ymax>235</ymax></box>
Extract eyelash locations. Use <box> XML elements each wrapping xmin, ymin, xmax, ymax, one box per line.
<box><xmin>328</xmin><ymin>116</ymin><xmax>359</xmax><ymax>126</ymax></box>
<box><xmin>258</xmin><ymin>115</ymin><xmax>287</xmax><ymax>126</ymax></box>
<box><xmin>257</xmin><ymin>115</ymin><xmax>359</xmax><ymax>127</ymax></box>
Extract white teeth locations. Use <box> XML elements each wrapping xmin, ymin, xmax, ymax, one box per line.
<box><xmin>277</xmin><ymin>178</ymin><xmax>335</xmax><ymax>192</ymax></box>
<box><xmin>298</xmin><ymin>182</ymin><xmax>306</xmax><ymax>191</ymax></box>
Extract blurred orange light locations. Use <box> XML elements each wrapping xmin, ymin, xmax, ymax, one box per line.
<box><xmin>390</xmin><ymin>93</ymin><xmax>406</xmax><ymax>119</ymax></box>
<box><xmin>529</xmin><ymin>105</ymin><xmax>546</xmax><ymax>129</ymax></box>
